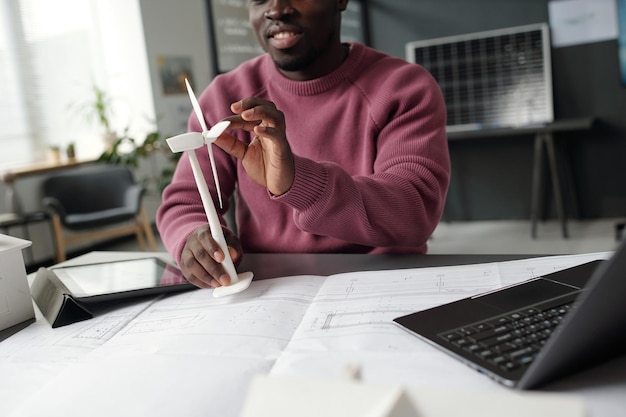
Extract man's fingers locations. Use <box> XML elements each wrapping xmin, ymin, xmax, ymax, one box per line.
<box><xmin>214</xmin><ymin>131</ymin><xmax>249</xmax><ymax>161</ymax></box>
<box><xmin>180</xmin><ymin>247</ymin><xmax>217</xmax><ymax>288</ymax></box>
<box><xmin>222</xmin><ymin>114</ymin><xmax>261</xmax><ymax>132</ymax></box>
<box><xmin>231</xmin><ymin>97</ymin><xmax>276</xmax><ymax>114</ymax></box>
<box><xmin>230</xmin><ymin>98</ymin><xmax>283</xmax><ymax>130</ymax></box>
<box><xmin>180</xmin><ymin>225</ymin><xmax>234</xmax><ymax>289</ymax></box>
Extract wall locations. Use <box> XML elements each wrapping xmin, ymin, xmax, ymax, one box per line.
<box><xmin>139</xmin><ymin>0</ymin><xmax>214</xmax><ymax>139</ymax></box>
<box><xmin>367</xmin><ymin>0</ymin><xmax>626</xmax><ymax>220</ymax></box>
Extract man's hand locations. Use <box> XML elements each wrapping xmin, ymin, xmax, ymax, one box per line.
<box><xmin>179</xmin><ymin>224</ymin><xmax>242</xmax><ymax>288</ymax></box>
<box><xmin>215</xmin><ymin>97</ymin><xmax>295</xmax><ymax>196</ymax></box>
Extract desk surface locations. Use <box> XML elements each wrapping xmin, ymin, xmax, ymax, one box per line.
<box><xmin>239</xmin><ymin>253</ymin><xmax>543</xmax><ymax>280</ymax></box>
<box><xmin>1</xmin><ymin>251</ymin><xmax>624</xmax><ymax>417</ymax></box>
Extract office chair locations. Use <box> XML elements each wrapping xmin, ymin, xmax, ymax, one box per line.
<box><xmin>41</xmin><ymin>165</ymin><xmax>157</xmax><ymax>262</ymax></box>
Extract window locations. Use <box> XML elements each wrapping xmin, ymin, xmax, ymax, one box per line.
<box><xmin>0</xmin><ymin>0</ymin><xmax>98</xmax><ymax>168</ymax></box>
<box><xmin>0</xmin><ymin>0</ymin><xmax>154</xmax><ymax>170</ymax></box>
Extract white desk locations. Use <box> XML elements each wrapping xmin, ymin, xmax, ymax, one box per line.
<box><xmin>1</xmin><ymin>251</ymin><xmax>625</xmax><ymax>417</ymax></box>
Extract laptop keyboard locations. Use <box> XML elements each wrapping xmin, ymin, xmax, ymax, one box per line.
<box><xmin>438</xmin><ymin>300</ymin><xmax>575</xmax><ymax>373</ymax></box>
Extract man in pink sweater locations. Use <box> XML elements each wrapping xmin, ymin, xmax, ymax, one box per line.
<box><xmin>157</xmin><ymin>0</ymin><xmax>450</xmax><ymax>289</ymax></box>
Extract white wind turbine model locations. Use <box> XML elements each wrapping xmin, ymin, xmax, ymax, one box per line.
<box><xmin>165</xmin><ymin>79</ymin><xmax>253</xmax><ymax>297</ymax></box>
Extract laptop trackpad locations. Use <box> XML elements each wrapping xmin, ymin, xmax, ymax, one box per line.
<box><xmin>474</xmin><ymin>279</ymin><xmax>578</xmax><ymax>312</ymax></box>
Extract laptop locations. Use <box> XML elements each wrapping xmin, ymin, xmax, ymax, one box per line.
<box><xmin>393</xmin><ymin>239</ymin><xmax>626</xmax><ymax>389</ymax></box>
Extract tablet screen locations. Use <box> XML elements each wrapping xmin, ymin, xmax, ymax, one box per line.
<box><xmin>51</xmin><ymin>257</ymin><xmax>193</xmax><ymax>300</ymax></box>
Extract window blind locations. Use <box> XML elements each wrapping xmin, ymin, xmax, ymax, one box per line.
<box><xmin>0</xmin><ymin>0</ymin><xmax>104</xmax><ymax>169</ymax></box>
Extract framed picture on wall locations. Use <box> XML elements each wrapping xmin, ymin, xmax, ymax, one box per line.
<box><xmin>157</xmin><ymin>55</ymin><xmax>194</xmax><ymax>95</ymax></box>
<box><xmin>206</xmin><ymin>0</ymin><xmax>370</xmax><ymax>75</ymax></box>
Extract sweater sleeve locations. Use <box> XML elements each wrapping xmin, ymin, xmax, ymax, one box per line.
<box><xmin>273</xmin><ymin>64</ymin><xmax>450</xmax><ymax>249</ymax></box>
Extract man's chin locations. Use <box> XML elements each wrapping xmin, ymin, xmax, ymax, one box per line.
<box><xmin>272</xmin><ymin>52</ymin><xmax>316</xmax><ymax>73</ymax></box>
<box><xmin>274</xmin><ymin>59</ymin><xmax>307</xmax><ymax>72</ymax></box>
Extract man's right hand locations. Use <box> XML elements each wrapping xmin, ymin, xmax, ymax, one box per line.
<box><xmin>215</xmin><ymin>97</ymin><xmax>295</xmax><ymax>197</ymax></box>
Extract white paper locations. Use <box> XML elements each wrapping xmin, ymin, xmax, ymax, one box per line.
<box><xmin>1</xmin><ymin>252</ymin><xmax>614</xmax><ymax>417</ymax></box>
<box><xmin>4</xmin><ymin>275</ymin><xmax>325</xmax><ymax>417</ymax></box>
<box><xmin>0</xmin><ymin>298</ymin><xmax>155</xmax><ymax>415</ymax></box>
<box><xmin>549</xmin><ymin>0</ymin><xmax>618</xmax><ymax>47</ymax></box>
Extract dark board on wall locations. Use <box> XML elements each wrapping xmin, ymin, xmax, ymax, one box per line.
<box><xmin>206</xmin><ymin>0</ymin><xmax>370</xmax><ymax>74</ymax></box>
<box><xmin>341</xmin><ymin>0</ymin><xmax>371</xmax><ymax>45</ymax></box>
<box><xmin>206</xmin><ymin>0</ymin><xmax>263</xmax><ymax>74</ymax></box>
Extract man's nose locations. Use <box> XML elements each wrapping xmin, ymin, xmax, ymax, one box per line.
<box><xmin>263</xmin><ymin>0</ymin><xmax>295</xmax><ymax>20</ymax></box>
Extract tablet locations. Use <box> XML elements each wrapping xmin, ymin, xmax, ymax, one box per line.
<box><xmin>50</xmin><ymin>257</ymin><xmax>195</xmax><ymax>302</ymax></box>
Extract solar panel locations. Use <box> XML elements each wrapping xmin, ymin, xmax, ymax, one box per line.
<box><xmin>406</xmin><ymin>23</ymin><xmax>553</xmax><ymax>129</ymax></box>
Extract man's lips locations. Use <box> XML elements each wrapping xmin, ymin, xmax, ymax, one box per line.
<box><xmin>266</xmin><ymin>26</ymin><xmax>302</xmax><ymax>50</ymax></box>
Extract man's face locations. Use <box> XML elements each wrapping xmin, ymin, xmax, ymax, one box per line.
<box><xmin>248</xmin><ymin>0</ymin><xmax>347</xmax><ymax>79</ymax></box>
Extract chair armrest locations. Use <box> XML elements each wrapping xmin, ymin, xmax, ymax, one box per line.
<box><xmin>124</xmin><ymin>184</ymin><xmax>145</xmax><ymax>214</ymax></box>
<box><xmin>42</xmin><ymin>196</ymin><xmax>67</xmax><ymax>218</ymax></box>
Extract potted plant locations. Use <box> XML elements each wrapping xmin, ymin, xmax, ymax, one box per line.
<box><xmin>47</xmin><ymin>145</ymin><xmax>61</xmax><ymax>164</ymax></box>
<box><xmin>75</xmin><ymin>84</ymin><xmax>177</xmax><ymax>191</ymax></box>
<box><xmin>98</xmin><ymin>128</ymin><xmax>160</xmax><ymax>168</ymax></box>
<box><xmin>66</xmin><ymin>142</ymin><xmax>76</xmax><ymax>160</ymax></box>
<box><xmin>90</xmin><ymin>85</ymin><xmax>118</xmax><ymax>150</ymax></box>
<box><xmin>70</xmin><ymin>84</ymin><xmax>117</xmax><ymax>150</ymax></box>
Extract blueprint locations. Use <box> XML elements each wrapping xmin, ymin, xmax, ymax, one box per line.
<box><xmin>2</xmin><ymin>251</ymin><xmax>613</xmax><ymax>417</ymax></box>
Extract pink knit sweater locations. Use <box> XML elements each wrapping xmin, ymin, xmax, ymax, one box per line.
<box><xmin>157</xmin><ymin>43</ymin><xmax>450</xmax><ymax>265</ymax></box>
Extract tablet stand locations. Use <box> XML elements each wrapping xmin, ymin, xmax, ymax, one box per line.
<box><xmin>31</xmin><ymin>268</ymin><xmax>93</xmax><ymax>328</ymax></box>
